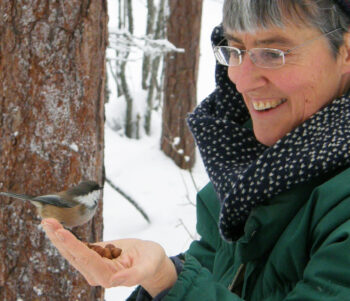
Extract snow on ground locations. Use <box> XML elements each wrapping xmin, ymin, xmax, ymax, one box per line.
<box><xmin>104</xmin><ymin>1</ymin><xmax>222</xmax><ymax>299</ymax></box>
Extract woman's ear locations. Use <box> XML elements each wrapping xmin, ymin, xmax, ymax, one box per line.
<box><xmin>340</xmin><ymin>31</ymin><xmax>350</xmax><ymax>73</ymax></box>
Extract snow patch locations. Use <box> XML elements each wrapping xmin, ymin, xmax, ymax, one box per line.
<box><xmin>69</xmin><ymin>143</ymin><xmax>79</xmax><ymax>152</ymax></box>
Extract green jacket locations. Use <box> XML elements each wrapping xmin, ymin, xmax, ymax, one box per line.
<box><xmin>162</xmin><ymin>167</ymin><xmax>350</xmax><ymax>300</ymax></box>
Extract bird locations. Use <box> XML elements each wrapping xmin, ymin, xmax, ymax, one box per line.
<box><xmin>0</xmin><ymin>181</ymin><xmax>103</xmax><ymax>228</ymax></box>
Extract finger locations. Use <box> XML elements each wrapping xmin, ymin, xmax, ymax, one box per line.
<box><xmin>41</xmin><ymin>218</ymin><xmax>64</xmax><ymax>232</ymax></box>
<box><xmin>41</xmin><ymin>219</ymin><xmax>75</xmax><ymax>261</ymax></box>
<box><xmin>42</xmin><ymin>220</ymin><xmax>114</xmax><ymax>286</ymax></box>
<box><xmin>60</xmin><ymin>229</ymin><xmax>118</xmax><ymax>273</ymax></box>
<box><xmin>55</xmin><ymin>229</ymin><xmax>120</xmax><ymax>287</ymax></box>
<box><xmin>102</xmin><ymin>256</ymin><xmax>126</xmax><ymax>271</ymax></box>
<box><xmin>109</xmin><ymin>265</ymin><xmax>145</xmax><ymax>287</ymax></box>
<box><xmin>41</xmin><ymin>219</ymin><xmax>78</xmax><ymax>262</ymax></box>
<box><xmin>42</xmin><ymin>221</ymin><xmax>97</xmax><ymax>284</ymax></box>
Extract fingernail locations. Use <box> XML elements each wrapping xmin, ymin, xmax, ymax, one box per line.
<box><xmin>56</xmin><ymin>232</ymin><xmax>65</xmax><ymax>242</ymax></box>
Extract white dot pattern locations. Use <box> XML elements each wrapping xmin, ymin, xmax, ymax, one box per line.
<box><xmin>187</xmin><ymin>25</ymin><xmax>350</xmax><ymax>241</ymax></box>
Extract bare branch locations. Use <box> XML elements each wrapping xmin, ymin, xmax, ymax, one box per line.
<box><xmin>188</xmin><ymin>168</ymin><xmax>199</xmax><ymax>193</ymax></box>
<box><xmin>105</xmin><ymin>177</ymin><xmax>151</xmax><ymax>223</ymax></box>
<box><xmin>108</xmin><ymin>29</ymin><xmax>184</xmax><ymax>58</ymax></box>
<box><xmin>176</xmin><ymin>218</ymin><xmax>196</xmax><ymax>240</ymax></box>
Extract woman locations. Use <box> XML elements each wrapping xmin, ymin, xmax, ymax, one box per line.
<box><xmin>42</xmin><ymin>0</ymin><xmax>350</xmax><ymax>300</ymax></box>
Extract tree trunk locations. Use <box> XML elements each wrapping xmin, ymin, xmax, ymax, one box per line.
<box><xmin>0</xmin><ymin>1</ymin><xmax>107</xmax><ymax>300</ymax></box>
<box><xmin>161</xmin><ymin>0</ymin><xmax>203</xmax><ymax>169</ymax></box>
<box><xmin>115</xmin><ymin>0</ymin><xmax>135</xmax><ymax>138</ymax></box>
<box><xmin>144</xmin><ymin>0</ymin><xmax>166</xmax><ymax>135</ymax></box>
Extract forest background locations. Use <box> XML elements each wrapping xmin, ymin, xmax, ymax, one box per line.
<box><xmin>0</xmin><ymin>0</ymin><xmax>222</xmax><ymax>300</ymax></box>
<box><xmin>105</xmin><ymin>0</ymin><xmax>221</xmax><ymax>299</ymax></box>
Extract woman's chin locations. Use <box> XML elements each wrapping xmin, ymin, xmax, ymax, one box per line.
<box><xmin>254</xmin><ymin>131</ymin><xmax>282</xmax><ymax>147</ymax></box>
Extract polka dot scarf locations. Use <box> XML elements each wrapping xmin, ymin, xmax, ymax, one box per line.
<box><xmin>187</xmin><ymin>25</ymin><xmax>350</xmax><ymax>241</ymax></box>
<box><xmin>335</xmin><ymin>0</ymin><xmax>350</xmax><ymax>15</ymax></box>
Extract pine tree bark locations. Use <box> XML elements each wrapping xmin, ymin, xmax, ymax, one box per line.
<box><xmin>161</xmin><ymin>0</ymin><xmax>203</xmax><ymax>169</ymax></box>
<box><xmin>0</xmin><ymin>1</ymin><xmax>107</xmax><ymax>300</ymax></box>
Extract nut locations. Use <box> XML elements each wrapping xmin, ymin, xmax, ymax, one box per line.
<box><xmin>83</xmin><ymin>241</ymin><xmax>122</xmax><ymax>259</ymax></box>
<box><xmin>105</xmin><ymin>244</ymin><xmax>115</xmax><ymax>250</ymax></box>
<box><xmin>101</xmin><ymin>248</ymin><xmax>112</xmax><ymax>259</ymax></box>
<box><xmin>111</xmin><ymin>248</ymin><xmax>122</xmax><ymax>258</ymax></box>
<box><xmin>90</xmin><ymin>245</ymin><xmax>105</xmax><ymax>256</ymax></box>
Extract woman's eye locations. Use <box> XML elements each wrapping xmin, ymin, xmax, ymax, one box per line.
<box><xmin>261</xmin><ymin>50</ymin><xmax>281</xmax><ymax>60</ymax></box>
<box><xmin>229</xmin><ymin>49</ymin><xmax>241</xmax><ymax>58</ymax></box>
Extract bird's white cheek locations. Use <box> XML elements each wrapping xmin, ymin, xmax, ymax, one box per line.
<box><xmin>75</xmin><ymin>190</ymin><xmax>101</xmax><ymax>207</ymax></box>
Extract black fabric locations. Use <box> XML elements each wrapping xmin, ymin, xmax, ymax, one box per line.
<box><xmin>187</xmin><ymin>25</ymin><xmax>350</xmax><ymax>241</ymax></box>
<box><xmin>334</xmin><ymin>0</ymin><xmax>350</xmax><ymax>15</ymax></box>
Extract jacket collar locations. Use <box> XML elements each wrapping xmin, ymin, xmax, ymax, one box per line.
<box><xmin>235</xmin><ymin>170</ymin><xmax>340</xmax><ymax>262</ymax></box>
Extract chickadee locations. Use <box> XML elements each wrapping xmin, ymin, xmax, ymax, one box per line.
<box><xmin>0</xmin><ymin>181</ymin><xmax>103</xmax><ymax>228</ymax></box>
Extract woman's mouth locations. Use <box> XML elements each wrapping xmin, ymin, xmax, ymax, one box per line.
<box><xmin>252</xmin><ymin>98</ymin><xmax>287</xmax><ymax>111</ymax></box>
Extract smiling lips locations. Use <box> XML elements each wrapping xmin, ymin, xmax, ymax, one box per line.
<box><xmin>252</xmin><ymin>98</ymin><xmax>287</xmax><ymax>111</ymax></box>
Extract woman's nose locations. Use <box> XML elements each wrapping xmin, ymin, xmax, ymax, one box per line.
<box><xmin>228</xmin><ymin>53</ymin><xmax>267</xmax><ymax>93</ymax></box>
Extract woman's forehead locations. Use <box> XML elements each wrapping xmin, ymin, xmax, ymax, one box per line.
<box><xmin>224</xmin><ymin>31</ymin><xmax>295</xmax><ymax>47</ymax></box>
<box><xmin>224</xmin><ymin>25</ymin><xmax>319</xmax><ymax>46</ymax></box>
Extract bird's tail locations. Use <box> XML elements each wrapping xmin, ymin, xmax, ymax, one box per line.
<box><xmin>0</xmin><ymin>192</ymin><xmax>35</xmax><ymax>201</ymax></box>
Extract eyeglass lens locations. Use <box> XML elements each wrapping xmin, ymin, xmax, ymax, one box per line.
<box><xmin>215</xmin><ymin>46</ymin><xmax>285</xmax><ymax>68</ymax></box>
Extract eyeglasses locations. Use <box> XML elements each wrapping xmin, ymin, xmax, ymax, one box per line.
<box><xmin>213</xmin><ymin>28</ymin><xmax>342</xmax><ymax>69</ymax></box>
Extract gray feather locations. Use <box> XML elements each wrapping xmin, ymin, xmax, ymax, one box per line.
<box><xmin>0</xmin><ymin>192</ymin><xmax>76</xmax><ymax>208</ymax></box>
<box><xmin>0</xmin><ymin>192</ymin><xmax>35</xmax><ymax>201</ymax></box>
<box><xmin>34</xmin><ymin>195</ymin><xmax>77</xmax><ymax>208</ymax></box>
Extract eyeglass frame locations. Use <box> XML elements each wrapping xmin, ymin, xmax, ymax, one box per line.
<box><xmin>213</xmin><ymin>27</ymin><xmax>343</xmax><ymax>69</ymax></box>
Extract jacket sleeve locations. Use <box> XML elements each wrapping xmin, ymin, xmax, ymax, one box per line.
<box><xmin>163</xmin><ymin>252</ymin><xmax>244</xmax><ymax>301</ymax></box>
<box><xmin>185</xmin><ymin>182</ymin><xmax>222</xmax><ymax>272</ymax></box>
<box><xmin>284</xmin><ymin>196</ymin><xmax>350</xmax><ymax>300</ymax></box>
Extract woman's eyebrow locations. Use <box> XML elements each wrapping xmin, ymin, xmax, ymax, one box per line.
<box><xmin>256</xmin><ymin>36</ymin><xmax>295</xmax><ymax>47</ymax></box>
<box><xmin>224</xmin><ymin>33</ymin><xmax>295</xmax><ymax>47</ymax></box>
<box><xmin>224</xmin><ymin>33</ymin><xmax>242</xmax><ymax>43</ymax></box>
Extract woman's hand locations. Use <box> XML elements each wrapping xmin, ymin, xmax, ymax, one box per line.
<box><xmin>41</xmin><ymin>218</ymin><xmax>177</xmax><ymax>296</ymax></box>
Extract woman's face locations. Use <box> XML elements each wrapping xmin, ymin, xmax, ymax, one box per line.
<box><xmin>227</xmin><ymin>24</ymin><xmax>350</xmax><ymax>146</ymax></box>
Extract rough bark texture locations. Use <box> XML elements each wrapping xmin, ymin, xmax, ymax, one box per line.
<box><xmin>161</xmin><ymin>0</ymin><xmax>203</xmax><ymax>169</ymax></box>
<box><xmin>0</xmin><ymin>1</ymin><xmax>107</xmax><ymax>300</ymax></box>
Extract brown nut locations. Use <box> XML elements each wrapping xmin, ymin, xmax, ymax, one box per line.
<box><xmin>91</xmin><ymin>245</ymin><xmax>105</xmax><ymax>256</ymax></box>
<box><xmin>105</xmin><ymin>244</ymin><xmax>116</xmax><ymax>250</ymax></box>
<box><xmin>83</xmin><ymin>241</ymin><xmax>122</xmax><ymax>259</ymax></box>
<box><xmin>111</xmin><ymin>248</ymin><xmax>122</xmax><ymax>259</ymax></box>
<box><xmin>101</xmin><ymin>248</ymin><xmax>113</xmax><ymax>259</ymax></box>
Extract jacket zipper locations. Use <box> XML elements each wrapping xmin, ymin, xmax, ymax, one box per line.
<box><xmin>228</xmin><ymin>263</ymin><xmax>245</xmax><ymax>293</ymax></box>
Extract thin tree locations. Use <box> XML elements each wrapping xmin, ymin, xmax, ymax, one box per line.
<box><xmin>114</xmin><ymin>0</ymin><xmax>134</xmax><ymax>138</ymax></box>
<box><xmin>0</xmin><ymin>1</ymin><xmax>107</xmax><ymax>300</ymax></box>
<box><xmin>143</xmin><ymin>0</ymin><xmax>167</xmax><ymax>135</ymax></box>
<box><xmin>107</xmin><ymin>0</ymin><xmax>183</xmax><ymax>139</ymax></box>
<box><xmin>161</xmin><ymin>0</ymin><xmax>203</xmax><ymax>169</ymax></box>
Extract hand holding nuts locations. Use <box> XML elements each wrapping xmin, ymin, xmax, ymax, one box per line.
<box><xmin>84</xmin><ymin>242</ymin><xmax>122</xmax><ymax>259</ymax></box>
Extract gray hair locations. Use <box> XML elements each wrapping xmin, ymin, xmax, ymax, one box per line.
<box><xmin>223</xmin><ymin>0</ymin><xmax>350</xmax><ymax>56</ymax></box>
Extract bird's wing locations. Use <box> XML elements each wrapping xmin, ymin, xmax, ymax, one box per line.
<box><xmin>0</xmin><ymin>192</ymin><xmax>35</xmax><ymax>201</ymax></box>
<box><xmin>34</xmin><ymin>195</ymin><xmax>77</xmax><ymax>208</ymax></box>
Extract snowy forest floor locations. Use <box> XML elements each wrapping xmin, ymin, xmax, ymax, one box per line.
<box><xmin>104</xmin><ymin>1</ymin><xmax>221</xmax><ymax>299</ymax></box>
